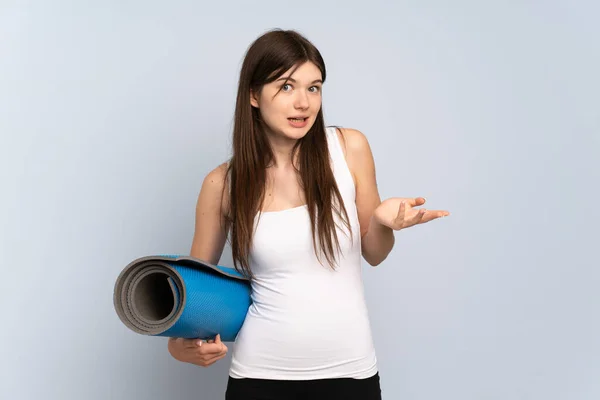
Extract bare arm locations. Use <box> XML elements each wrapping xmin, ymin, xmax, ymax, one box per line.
<box><xmin>338</xmin><ymin>128</ymin><xmax>394</xmax><ymax>266</ymax></box>
<box><xmin>190</xmin><ymin>162</ymin><xmax>230</xmax><ymax>265</ymax></box>
<box><xmin>167</xmin><ymin>163</ymin><xmax>231</xmax><ymax>365</ymax></box>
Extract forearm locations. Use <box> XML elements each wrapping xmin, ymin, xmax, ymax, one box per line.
<box><xmin>361</xmin><ymin>216</ymin><xmax>395</xmax><ymax>266</ymax></box>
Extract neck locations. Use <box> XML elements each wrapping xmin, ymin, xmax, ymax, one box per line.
<box><xmin>265</xmin><ymin>134</ymin><xmax>299</xmax><ymax>170</ymax></box>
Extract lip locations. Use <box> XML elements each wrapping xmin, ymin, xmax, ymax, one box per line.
<box><xmin>287</xmin><ymin>116</ymin><xmax>310</xmax><ymax>128</ymax></box>
<box><xmin>288</xmin><ymin>116</ymin><xmax>309</xmax><ymax>119</ymax></box>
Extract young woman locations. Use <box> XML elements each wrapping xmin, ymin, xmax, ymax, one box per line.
<box><xmin>168</xmin><ymin>29</ymin><xmax>449</xmax><ymax>399</ymax></box>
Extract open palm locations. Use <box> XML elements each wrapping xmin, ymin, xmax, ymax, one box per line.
<box><xmin>373</xmin><ymin>197</ymin><xmax>450</xmax><ymax>231</ymax></box>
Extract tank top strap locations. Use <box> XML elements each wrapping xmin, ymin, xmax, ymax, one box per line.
<box><xmin>325</xmin><ymin>126</ymin><xmax>356</xmax><ymax>202</ymax></box>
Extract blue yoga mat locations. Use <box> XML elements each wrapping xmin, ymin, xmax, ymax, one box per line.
<box><xmin>113</xmin><ymin>255</ymin><xmax>252</xmax><ymax>342</ymax></box>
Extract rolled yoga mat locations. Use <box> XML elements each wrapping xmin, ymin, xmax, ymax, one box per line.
<box><xmin>113</xmin><ymin>254</ymin><xmax>252</xmax><ymax>342</ymax></box>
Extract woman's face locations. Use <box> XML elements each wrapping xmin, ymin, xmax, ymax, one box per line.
<box><xmin>251</xmin><ymin>61</ymin><xmax>323</xmax><ymax>142</ymax></box>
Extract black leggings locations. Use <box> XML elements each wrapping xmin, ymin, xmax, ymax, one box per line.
<box><xmin>225</xmin><ymin>372</ymin><xmax>382</xmax><ymax>400</ymax></box>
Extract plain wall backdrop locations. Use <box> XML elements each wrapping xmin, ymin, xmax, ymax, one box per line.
<box><xmin>1</xmin><ymin>1</ymin><xmax>598</xmax><ymax>399</ymax></box>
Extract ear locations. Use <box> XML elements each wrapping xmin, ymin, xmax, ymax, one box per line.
<box><xmin>250</xmin><ymin>89</ymin><xmax>260</xmax><ymax>108</ymax></box>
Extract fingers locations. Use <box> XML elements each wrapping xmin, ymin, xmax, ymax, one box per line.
<box><xmin>197</xmin><ymin>344</ymin><xmax>225</xmax><ymax>357</ymax></box>
<box><xmin>184</xmin><ymin>338</ymin><xmax>202</xmax><ymax>349</ymax></box>
<box><xmin>414</xmin><ymin>208</ymin><xmax>426</xmax><ymax>223</ymax></box>
<box><xmin>419</xmin><ymin>210</ymin><xmax>450</xmax><ymax>223</ymax></box>
<box><xmin>169</xmin><ymin>335</ymin><xmax>228</xmax><ymax>367</ymax></box>
<box><xmin>206</xmin><ymin>334</ymin><xmax>227</xmax><ymax>353</ymax></box>
<box><xmin>389</xmin><ymin>196</ymin><xmax>449</xmax><ymax>230</ymax></box>
<box><xmin>215</xmin><ymin>334</ymin><xmax>225</xmax><ymax>352</ymax></box>
<box><xmin>198</xmin><ymin>348</ymin><xmax>228</xmax><ymax>365</ymax></box>
<box><xmin>170</xmin><ymin>337</ymin><xmax>196</xmax><ymax>349</ymax></box>
<box><xmin>172</xmin><ymin>336</ymin><xmax>222</xmax><ymax>351</ymax></box>
<box><xmin>194</xmin><ymin>337</ymin><xmax>228</xmax><ymax>367</ymax></box>
<box><xmin>402</xmin><ymin>207</ymin><xmax>425</xmax><ymax>227</ymax></box>
<box><xmin>427</xmin><ymin>209</ymin><xmax>450</xmax><ymax>219</ymax></box>
<box><xmin>396</xmin><ymin>205</ymin><xmax>449</xmax><ymax>227</ymax></box>
<box><xmin>197</xmin><ymin>338</ymin><xmax>227</xmax><ymax>357</ymax></box>
<box><xmin>397</xmin><ymin>200</ymin><xmax>426</xmax><ymax>225</ymax></box>
<box><xmin>193</xmin><ymin>352</ymin><xmax>227</xmax><ymax>367</ymax></box>
<box><xmin>396</xmin><ymin>200</ymin><xmax>406</xmax><ymax>221</ymax></box>
<box><xmin>206</xmin><ymin>333</ymin><xmax>222</xmax><ymax>346</ymax></box>
<box><xmin>410</xmin><ymin>197</ymin><xmax>426</xmax><ymax>207</ymax></box>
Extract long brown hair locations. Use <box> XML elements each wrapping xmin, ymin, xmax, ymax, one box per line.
<box><xmin>224</xmin><ymin>29</ymin><xmax>352</xmax><ymax>278</ymax></box>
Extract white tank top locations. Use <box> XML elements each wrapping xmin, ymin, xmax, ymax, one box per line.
<box><xmin>228</xmin><ymin>127</ymin><xmax>378</xmax><ymax>380</ymax></box>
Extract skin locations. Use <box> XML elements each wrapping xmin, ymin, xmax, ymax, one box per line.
<box><xmin>169</xmin><ymin>61</ymin><xmax>450</xmax><ymax>367</ymax></box>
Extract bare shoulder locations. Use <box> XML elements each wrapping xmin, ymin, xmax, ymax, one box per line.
<box><xmin>199</xmin><ymin>161</ymin><xmax>230</xmax><ymax>213</ymax></box>
<box><xmin>335</xmin><ymin>127</ymin><xmax>370</xmax><ymax>155</ymax></box>
<box><xmin>191</xmin><ymin>161</ymin><xmax>230</xmax><ymax>263</ymax></box>
<box><xmin>203</xmin><ymin>162</ymin><xmax>229</xmax><ymax>191</ymax></box>
<box><xmin>334</xmin><ymin>127</ymin><xmax>375</xmax><ymax>183</ymax></box>
<box><xmin>333</xmin><ymin>127</ymin><xmax>380</xmax><ymax>239</ymax></box>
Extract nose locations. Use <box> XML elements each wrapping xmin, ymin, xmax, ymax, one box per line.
<box><xmin>294</xmin><ymin>91</ymin><xmax>309</xmax><ymax>110</ymax></box>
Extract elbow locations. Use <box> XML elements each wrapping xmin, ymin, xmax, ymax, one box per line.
<box><xmin>362</xmin><ymin>229</ymin><xmax>396</xmax><ymax>267</ymax></box>
<box><xmin>363</xmin><ymin>252</ymin><xmax>389</xmax><ymax>267</ymax></box>
<box><xmin>367</xmin><ymin>256</ymin><xmax>386</xmax><ymax>267</ymax></box>
<box><xmin>362</xmin><ymin>237</ymin><xmax>394</xmax><ymax>267</ymax></box>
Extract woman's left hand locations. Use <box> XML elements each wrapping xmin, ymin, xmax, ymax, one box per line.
<box><xmin>373</xmin><ymin>197</ymin><xmax>450</xmax><ymax>231</ymax></box>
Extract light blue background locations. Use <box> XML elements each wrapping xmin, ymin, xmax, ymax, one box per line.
<box><xmin>1</xmin><ymin>1</ymin><xmax>598</xmax><ymax>399</ymax></box>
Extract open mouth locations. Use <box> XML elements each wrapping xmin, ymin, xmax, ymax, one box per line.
<box><xmin>288</xmin><ymin>117</ymin><xmax>308</xmax><ymax>122</ymax></box>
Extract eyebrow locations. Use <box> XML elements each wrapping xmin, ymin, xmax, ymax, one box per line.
<box><xmin>276</xmin><ymin>77</ymin><xmax>323</xmax><ymax>84</ymax></box>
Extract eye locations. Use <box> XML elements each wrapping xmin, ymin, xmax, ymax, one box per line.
<box><xmin>309</xmin><ymin>86</ymin><xmax>321</xmax><ymax>93</ymax></box>
<box><xmin>282</xmin><ymin>84</ymin><xmax>292</xmax><ymax>92</ymax></box>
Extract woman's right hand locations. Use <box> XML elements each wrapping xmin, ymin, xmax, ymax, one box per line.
<box><xmin>168</xmin><ymin>334</ymin><xmax>228</xmax><ymax>367</ymax></box>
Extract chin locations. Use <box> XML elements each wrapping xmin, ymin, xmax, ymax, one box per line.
<box><xmin>284</xmin><ymin>128</ymin><xmax>310</xmax><ymax>140</ymax></box>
